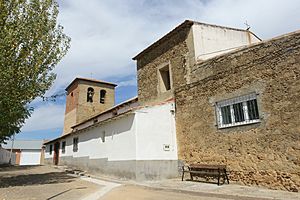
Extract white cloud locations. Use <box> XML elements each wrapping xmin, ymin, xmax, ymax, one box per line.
<box><xmin>49</xmin><ymin>0</ymin><xmax>300</xmax><ymax>95</ymax></box>
<box><xmin>196</xmin><ymin>0</ymin><xmax>300</xmax><ymax>39</ymax></box>
<box><xmin>117</xmin><ymin>78</ymin><xmax>137</xmax><ymax>87</ymax></box>
<box><xmin>21</xmin><ymin>104</ymin><xmax>65</xmax><ymax>132</ymax></box>
<box><xmin>22</xmin><ymin>0</ymin><xmax>300</xmax><ymax>134</ymax></box>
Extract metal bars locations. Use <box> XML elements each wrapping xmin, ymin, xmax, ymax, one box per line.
<box><xmin>216</xmin><ymin>93</ymin><xmax>260</xmax><ymax>128</ymax></box>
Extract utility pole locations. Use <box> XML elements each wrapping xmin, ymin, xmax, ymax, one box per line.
<box><xmin>8</xmin><ymin>134</ymin><xmax>15</xmax><ymax>164</ymax></box>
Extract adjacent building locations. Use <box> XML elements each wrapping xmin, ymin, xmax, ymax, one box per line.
<box><xmin>2</xmin><ymin>140</ymin><xmax>44</xmax><ymax>165</ymax></box>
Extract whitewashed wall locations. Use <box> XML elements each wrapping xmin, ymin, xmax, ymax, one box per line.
<box><xmin>45</xmin><ymin>113</ymin><xmax>137</xmax><ymax>161</ymax></box>
<box><xmin>135</xmin><ymin>102</ymin><xmax>178</xmax><ymax>160</ymax></box>
<box><xmin>45</xmin><ymin>102</ymin><xmax>177</xmax><ymax>163</ymax></box>
<box><xmin>193</xmin><ymin>24</ymin><xmax>261</xmax><ymax>60</ymax></box>
<box><xmin>0</xmin><ymin>147</ymin><xmax>16</xmax><ymax>165</ymax></box>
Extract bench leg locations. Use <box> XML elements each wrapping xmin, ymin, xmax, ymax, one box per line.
<box><xmin>181</xmin><ymin>171</ymin><xmax>184</xmax><ymax>181</ymax></box>
<box><xmin>224</xmin><ymin>169</ymin><xmax>229</xmax><ymax>184</ymax></box>
<box><xmin>217</xmin><ymin>171</ymin><xmax>220</xmax><ymax>186</ymax></box>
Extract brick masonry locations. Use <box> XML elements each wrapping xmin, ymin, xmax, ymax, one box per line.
<box><xmin>175</xmin><ymin>31</ymin><xmax>300</xmax><ymax>192</ymax></box>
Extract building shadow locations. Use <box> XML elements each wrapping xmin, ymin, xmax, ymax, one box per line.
<box><xmin>0</xmin><ymin>171</ymin><xmax>76</xmax><ymax>188</ymax></box>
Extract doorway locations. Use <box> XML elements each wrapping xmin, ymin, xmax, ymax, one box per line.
<box><xmin>53</xmin><ymin>142</ymin><xmax>60</xmax><ymax>165</ymax></box>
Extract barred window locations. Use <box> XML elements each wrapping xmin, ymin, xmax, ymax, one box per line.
<box><xmin>216</xmin><ymin>93</ymin><xmax>260</xmax><ymax>128</ymax></box>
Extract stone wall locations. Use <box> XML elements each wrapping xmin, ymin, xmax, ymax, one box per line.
<box><xmin>63</xmin><ymin>80</ymin><xmax>115</xmax><ymax>134</ymax></box>
<box><xmin>136</xmin><ymin>25</ymin><xmax>193</xmax><ymax>105</ymax></box>
<box><xmin>76</xmin><ymin>82</ymin><xmax>115</xmax><ymax>123</ymax></box>
<box><xmin>175</xmin><ymin>31</ymin><xmax>300</xmax><ymax>192</ymax></box>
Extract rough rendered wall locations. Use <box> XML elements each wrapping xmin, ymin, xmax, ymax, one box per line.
<box><xmin>136</xmin><ymin>26</ymin><xmax>192</xmax><ymax>105</ymax></box>
<box><xmin>175</xmin><ymin>31</ymin><xmax>300</xmax><ymax>192</ymax></box>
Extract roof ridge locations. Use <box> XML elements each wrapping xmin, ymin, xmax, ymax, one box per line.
<box><xmin>132</xmin><ymin>19</ymin><xmax>261</xmax><ymax>60</ymax></box>
<box><xmin>65</xmin><ymin>77</ymin><xmax>117</xmax><ymax>91</ymax></box>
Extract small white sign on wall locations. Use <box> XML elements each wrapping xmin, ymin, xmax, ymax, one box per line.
<box><xmin>163</xmin><ymin>144</ymin><xmax>170</xmax><ymax>151</ymax></box>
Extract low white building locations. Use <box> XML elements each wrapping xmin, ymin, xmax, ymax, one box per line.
<box><xmin>2</xmin><ymin>140</ymin><xmax>43</xmax><ymax>165</ymax></box>
<box><xmin>44</xmin><ymin>98</ymin><xmax>178</xmax><ymax>180</ymax></box>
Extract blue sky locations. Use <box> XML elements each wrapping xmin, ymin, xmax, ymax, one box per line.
<box><xmin>16</xmin><ymin>0</ymin><xmax>300</xmax><ymax>141</ymax></box>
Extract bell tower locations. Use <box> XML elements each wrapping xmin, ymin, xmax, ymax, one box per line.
<box><xmin>63</xmin><ymin>77</ymin><xmax>117</xmax><ymax>135</ymax></box>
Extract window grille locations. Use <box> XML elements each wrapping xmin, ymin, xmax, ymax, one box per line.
<box><xmin>216</xmin><ymin>93</ymin><xmax>260</xmax><ymax>128</ymax></box>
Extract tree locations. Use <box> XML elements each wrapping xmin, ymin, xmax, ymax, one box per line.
<box><xmin>0</xmin><ymin>0</ymin><xmax>70</xmax><ymax>143</ymax></box>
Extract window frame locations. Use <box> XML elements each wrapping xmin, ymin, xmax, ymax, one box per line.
<box><xmin>73</xmin><ymin>137</ymin><xmax>78</xmax><ymax>152</ymax></box>
<box><xmin>100</xmin><ymin>89</ymin><xmax>106</xmax><ymax>104</ymax></box>
<box><xmin>49</xmin><ymin>144</ymin><xmax>53</xmax><ymax>155</ymax></box>
<box><xmin>158</xmin><ymin>63</ymin><xmax>172</xmax><ymax>93</ymax></box>
<box><xmin>216</xmin><ymin>93</ymin><xmax>260</xmax><ymax>129</ymax></box>
<box><xmin>62</xmin><ymin>141</ymin><xmax>66</xmax><ymax>154</ymax></box>
<box><xmin>87</xmin><ymin>87</ymin><xmax>94</xmax><ymax>102</ymax></box>
<box><xmin>101</xmin><ymin>131</ymin><xmax>105</xmax><ymax>143</ymax></box>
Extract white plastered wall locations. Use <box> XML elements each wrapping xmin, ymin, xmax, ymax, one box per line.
<box><xmin>45</xmin><ymin>102</ymin><xmax>178</xmax><ymax>162</ymax></box>
<box><xmin>135</xmin><ymin>102</ymin><xmax>178</xmax><ymax>161</ymax></box>
<box><xmin>192</xmin><ymin>24</ymin><xmax>261</xmax><ymax>61</ymax></box>
<box><xmin>0</xmin><ymin>147</ymin><xmax>16</xmax><ymax>164</ymax></box>
<box><xmin>45</xmin><ymin>114</ymin><xmax>137</xmax><ymax>161</ymax></box>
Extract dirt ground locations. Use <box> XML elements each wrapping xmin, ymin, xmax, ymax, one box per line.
<box><xmin>0</xmin><ymin>165</ymin><xmax>100</xmax><ymax>200</ymax></box>
<box><xmin>0</xmin><ymin>165</ymin><xmax>299</xmax><ymax>200</ymax></box>
<box><xmin>100</xmin><ymin>185</ymin><xmax>235</xmax><ymax>200</ymax></box>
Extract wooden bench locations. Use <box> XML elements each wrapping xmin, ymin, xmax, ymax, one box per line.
<box><xmin>182</xmin><ymin>164</ymin><xmax>230</xmax><ymax>185</ymax></box>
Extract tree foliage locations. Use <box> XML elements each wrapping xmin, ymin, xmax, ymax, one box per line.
<box><xmin>0</xmin><ymin>0</ymin><xmax>70</xmax><ymax>143</ymax></box>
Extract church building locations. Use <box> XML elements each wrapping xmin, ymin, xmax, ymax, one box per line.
<box><xmin>44</xmin><ymin>20</ymin><xmax>300</xmax><ymax>191</ymax></box>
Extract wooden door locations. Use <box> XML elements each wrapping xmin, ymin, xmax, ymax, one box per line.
<box><xmin>53</xmin><ymin>142</ymin><xmax>60</xmax><ymax>165</ymax></box>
